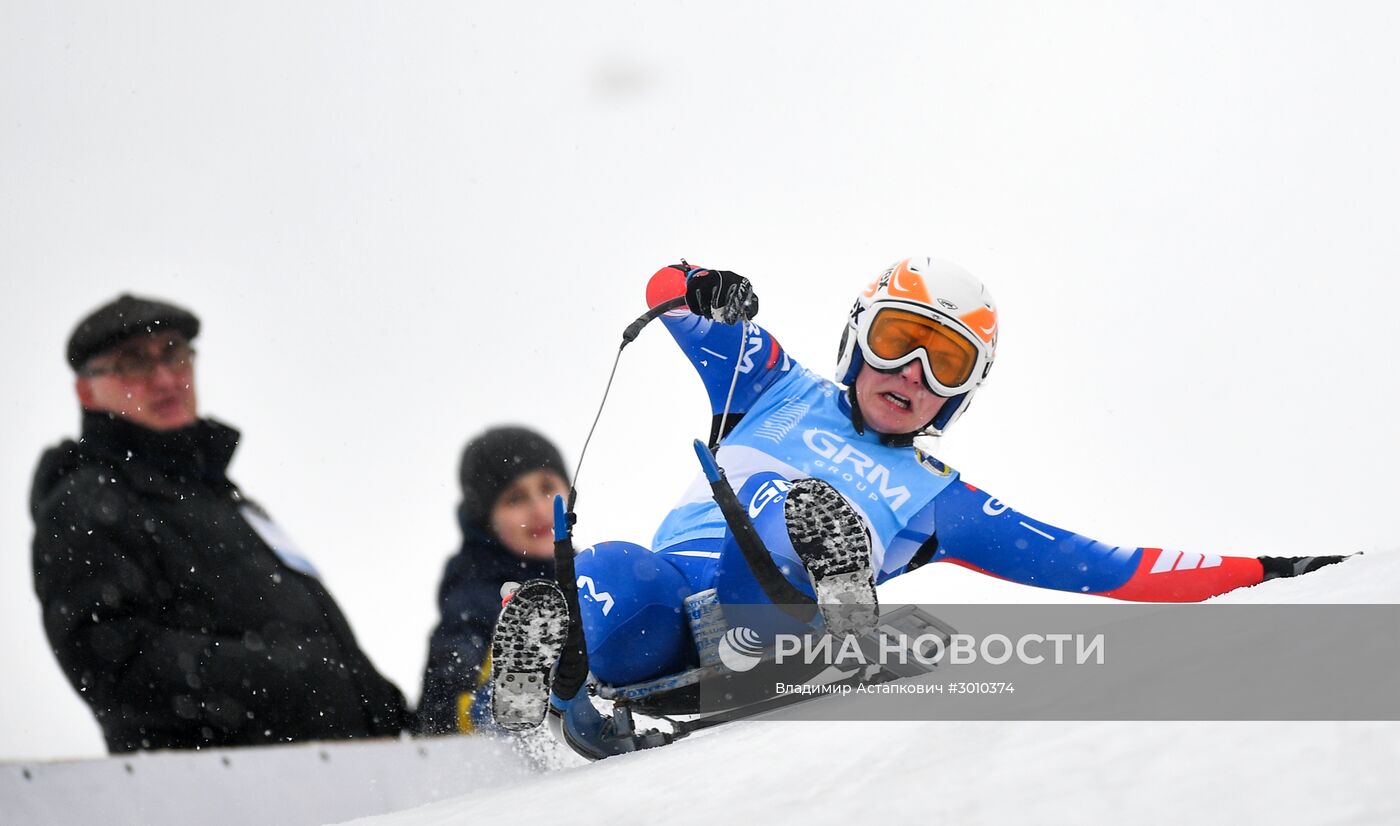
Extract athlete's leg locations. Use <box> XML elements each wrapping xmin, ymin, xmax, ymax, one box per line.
<box><xmin>713</xmin><ymin>472</ymin><xmax>877</xmax><ymax>636</ymax></box>
<box><xmin>573</xmin><ymin>540</ymin><xmax>695</xmax><ymax>686</ymax></box>
<box><xmin>654</xmin><ymin>536</ymin><xmax>724</xmax><ymax>594</ymax></box>
<box><xmin>708</xmin><ymin>474</ymin><xmax>817</xmax><ymax>639</ymax></box>
<box><xmin>713</xmin><ymin>473</ymin><xmax>812</xmax><ymax>605</ymax></box>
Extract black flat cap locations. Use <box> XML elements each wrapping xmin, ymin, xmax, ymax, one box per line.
<box><xmin>67</xmin><ymin>293</ymin><xmax>201</xmax><ymax>370</ymax></box>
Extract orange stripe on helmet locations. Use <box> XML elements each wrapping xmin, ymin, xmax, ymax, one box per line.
<box><xmin>884</xmin><ymin>259</ymin><xmax>932</xmax><ymax>303</ymax></box>
<box><xmin>959</xmin><ymin>306</ymin><xmax>998</xmax><ymax>345</ymax></box>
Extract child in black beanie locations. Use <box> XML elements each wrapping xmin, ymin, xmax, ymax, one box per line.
<box><xmin>418</xmin><ymin>426</ymin><xmax>570</xmax><ymax>734</ymax></box>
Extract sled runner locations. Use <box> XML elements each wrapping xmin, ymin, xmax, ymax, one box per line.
<box><xmin>550</xmin><ymin>602</ymin><xmax>958</xmax><ymax>760</ymax></box>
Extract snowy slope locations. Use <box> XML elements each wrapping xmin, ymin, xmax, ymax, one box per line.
<box><xmin>346</xmin><ymin>552</ymin><xmax>1400</xmax><ymax>826</ymax></box>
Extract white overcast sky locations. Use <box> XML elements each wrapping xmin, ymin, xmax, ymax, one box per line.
<box><xmin>3</xmin><ymin>2</ymin><xmax>1398</xmax><ymax>760</ymax></box>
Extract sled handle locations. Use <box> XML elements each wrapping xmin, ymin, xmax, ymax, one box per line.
<box><xmin>551</xmin><ymin>495</ymin><xmax>590</xmax><ymax>702</ymax></box>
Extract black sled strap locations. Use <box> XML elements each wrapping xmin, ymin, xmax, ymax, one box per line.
<box><xmin>692</xmin><ymin>440</ymin><xmax>817</xmax><ymax>623</ymax></box>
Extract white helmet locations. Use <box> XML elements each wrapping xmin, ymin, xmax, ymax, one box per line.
<box><xmin>835</xmin><ymin>257</ymin><xmax>998</xmax><ymax>436</ymax></box>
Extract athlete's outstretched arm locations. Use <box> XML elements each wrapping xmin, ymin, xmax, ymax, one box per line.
<box><xmin>910</xmin><ymin>478</ymin><xmax>1343</xmax><ymax>602</ymax></box>
<box><xmin>646</xmin><ymin>264</ymin><xmax>795</xmax><ymax>441</ymax></box>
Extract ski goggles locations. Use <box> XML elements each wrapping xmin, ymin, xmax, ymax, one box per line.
<box><xmin>861</xmin><ymin>306</ymin><xmax>984</xmax><ymax>396</ymax></box>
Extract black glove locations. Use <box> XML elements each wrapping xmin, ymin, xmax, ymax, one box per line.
<box><xmin>684</xmin><ymin>268</ymin><xmax>759</xmax><ymax>324</ymax></box>
<box><xmin>1258</xmin><ymin>554</ymin><xmax>1353</xmax><ymax>581</ymax></box>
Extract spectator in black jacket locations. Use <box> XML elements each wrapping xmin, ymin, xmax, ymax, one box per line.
<box><xmin>30</xmin><ymin>294</ymin><xmax>410</xmax><ymax>753</ymax></box>
<box><xmin>417</xmin><ymin>426</ymin><xmax>570</xmax><ymax>734</ymax></box>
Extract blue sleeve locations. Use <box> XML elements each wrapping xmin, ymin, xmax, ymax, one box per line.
<box><xmin>912</xmin><ymin>479</ymin><xmax>1269</xmax><ymax>601</ymax></box>
<box><xmin>928</xmin><ymin>480</ymin><xmax>1144</xmax><ymax>593</ymax></box>
<box><xmin>658</xmin><ymin>312</ymin><xmax>796</xmax><ymax>416</ymax></box>
<box><xmin>879</xmin><ymin>477</ymin><xmax>1146</xmax><ymax>593</ymax></box>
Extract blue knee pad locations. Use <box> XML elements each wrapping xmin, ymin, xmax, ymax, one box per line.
<box><xmin>713</xmin><ymin>472</ymin><xmax>818</xmax><ymax>639</ymax></box>
<box><xmin>574</xmin><ymin>541</ymin><xmax>695</xmax><ymax>686</ymax></box>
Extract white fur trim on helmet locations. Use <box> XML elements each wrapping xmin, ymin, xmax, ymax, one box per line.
<box><xmin>835</xmin><ymin>257</ymin><xmax>998</xmax><ymax>436</ymax></box>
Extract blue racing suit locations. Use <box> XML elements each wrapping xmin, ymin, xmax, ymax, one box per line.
<box><xmin>570</xmin><ymin>267</ymin><xmax>1269</xmax><ymax>687</ymax></box>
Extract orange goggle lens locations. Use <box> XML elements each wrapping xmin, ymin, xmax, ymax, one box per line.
<box><xmin>866</xmin><ymin>308</ymin><xmax>979</xmax><ymax>388</ymax></box>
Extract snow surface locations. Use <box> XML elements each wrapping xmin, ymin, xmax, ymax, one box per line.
<box><xmin>351</xmin><ymin>722</ymin><xmax>1399</xmax><ymax>826</ymax></box>
<box><xmin>344</xmin><ymin>553</ymin><xmax>1400</xmax><ymax>826</ymax></box>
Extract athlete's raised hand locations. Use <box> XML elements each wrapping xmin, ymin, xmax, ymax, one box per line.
<box><xmin>684</xmin><ymin>267</ymin><xmax>759</xmax><ymax>325</ymax></box>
